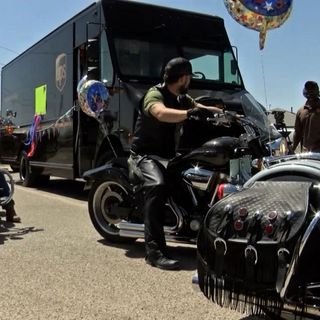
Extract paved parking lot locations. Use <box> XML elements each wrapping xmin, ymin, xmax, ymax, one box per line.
<box><xmin>0</xmin><ymin>175</ymin><xmax>261</xmax><ymax>320</ymax></box>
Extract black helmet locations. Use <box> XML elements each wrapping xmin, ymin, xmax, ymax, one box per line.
<box><xmin>303</xmin><ymin>81</ymin><xmax>319</xmax><ymax>99</ymax></box>
<box><xmin>163</xmin><ymin>57</ymin><xmax>193</xmax><ymax>84</ymax></box>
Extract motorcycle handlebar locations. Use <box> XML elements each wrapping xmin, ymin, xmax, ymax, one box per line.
<box><xmin>205</xmin><ymin>110</ymin><xmax>260</xmax><ymax>138</ymax></box>
<box><xmin>206</xmin><ymin>110</ymin><xmax>243</xmax><ymax>126</ymax></box>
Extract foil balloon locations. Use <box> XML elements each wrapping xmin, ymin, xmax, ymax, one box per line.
<box><xmin>77</xmin><ymin>76</ymin><xmax>109</xmax><ymax>118</ymax></box>
<box><xmin>224</xmin><ymin>0</ymin><xmax>293</xmax><ymax>49</ymax></box>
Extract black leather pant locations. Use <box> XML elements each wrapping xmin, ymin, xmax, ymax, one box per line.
<box><xmin>129</xmin><ymin>154</ymin><xmax>169</xmax><ymax>257</ymax></box>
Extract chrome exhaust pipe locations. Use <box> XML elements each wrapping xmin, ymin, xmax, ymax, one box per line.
<box><xmin>118</xmin><ymin>222</ymin><xmax>197</xmax><ymax>244</ymax></box>
<box><xmin>118</xmin><ymin>222</ymin><xmax>144</xmax><ymax>232</ymax></box>
<box><xmin>118</xmin><ymin>221</ymin><xmax>178</xmax><ymax>234</ymax></box>
<box><xmin>119</xmin><ymin>229</ymin><xmax>144</xmax><ymax>238</ymax></box>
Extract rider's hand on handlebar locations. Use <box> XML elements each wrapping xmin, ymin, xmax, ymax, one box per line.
<box><xmin>187</xmin><ymin>107</ymin><xmax>213</xmax><ymax>121</ymax></box>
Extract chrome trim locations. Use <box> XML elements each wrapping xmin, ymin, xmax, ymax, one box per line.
<box><xmin>29</xmin><ymin>161</ymin><xmax>73</xmax><ymax>169</ymax></box>
<box><xmin>244</xmin><ymin>245</ymin><xmax>258</xmax><ymax>265</ymax></box>
<box><xmin>214</xmin><ymin>238</ymin><xmax>227</xmax><ymax>255</ymax></box>
<box><xmin>118</xmin><ymin>198</ymin><xmax>184</xmax><ymax>236</ymax></box>
<box><xmin>187</xmin><ymin>184</ymin><xmax>198</xmax><ymax>207</ymax></box>
<box><xmin>280</xmin><ymin>211</ymin><xmax>320</xmax><ymax>299</ymax></box>
<box><xmin>183</xmin><ymin>167</ymin><xmax>213</xmax><ymax>191</ymax></box>
<box><xmin>264</xmin><ymin>152</ymin><xmax>320</xmax><ymax>168</ymax></box>
<box><xmin>228</xmin><ymin>238</ymin><xmax>279</xmax><ymax>245</ymax></box>
<box><xmin>118</xmin><ymin>229</ymin><xmax>143</xmax><ymax>238</ymax></box>
<box><xmin>280</xmin><ymin>302</ymin><xmax>320</xmax><ymax>319</ymax></box>
<box><xmin>167</xmin><ymin>197</ymin><xmax>184</xmax><ymax>232</ymax></box>
<box><xmin>119</xmin><ymin>228</ymin><xmax>196</xmax><ymax>244</ymax></box>
<box><xmin>306</xmin><ymin>282</ymin><xmax>320</xmax><ymax>290</ymax></box>
<box><xmin>244</xmin><ymin>163</ymin><xmax>320</xmax><ymax>188</ymax></box>
<box><xmin>118</xmin><ymin>222</ymin><xmax>178</xmax><ymax>234</ymax></box>
<box><xmin>278</xmin><ymin>248</ymin><xmax>290</xmax><ymax>257</ymax></box>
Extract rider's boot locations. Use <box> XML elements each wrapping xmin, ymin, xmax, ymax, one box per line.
<box><xmin>146</xmin><ymin>250</ymin><xmax>180</xmax><ymax>270</ymax></box>
<box><xmin>3</xmin><ymin>199</ymin><xmax>21</xmax><ymax>223</ymax></box>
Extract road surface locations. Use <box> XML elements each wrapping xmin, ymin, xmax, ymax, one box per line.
<box><xmin>0</xmin><ymin>172</ymin><xmax>263</xmax><ymax>320</ymax></box>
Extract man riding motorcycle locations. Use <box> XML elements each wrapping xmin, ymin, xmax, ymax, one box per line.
<box><xmin>128</xmin><ymin>57</ymin><xmax>223</xmax><ymax>270</ymax></box>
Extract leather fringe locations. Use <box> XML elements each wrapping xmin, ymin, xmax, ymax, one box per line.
<box><xmin>198</xmin><ymin>261</ymin><xmax>283</xmax><ymax>316</ymax></box>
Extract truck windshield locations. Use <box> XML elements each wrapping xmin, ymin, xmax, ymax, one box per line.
<box><xmin>114</xmin><ymin>38</ymin><xmax>243</xmax><ymax>86</ymax></box>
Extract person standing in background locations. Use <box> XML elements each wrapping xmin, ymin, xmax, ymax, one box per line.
<box><xmin>293</xmin><ymin>81</ymin><xmax>320</xmax><ymax>153</ymax></box>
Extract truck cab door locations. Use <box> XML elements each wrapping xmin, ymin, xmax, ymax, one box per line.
<box><xmin>76</xmin><ymin>33</ymin><xmax>118</xmax><ymax>175</ymax></box>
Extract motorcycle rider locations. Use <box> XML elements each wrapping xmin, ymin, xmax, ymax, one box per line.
<box><xmin>128</xmin><ymin>57</ymin><xmax>223</xmax><ymax>270</ymax></box>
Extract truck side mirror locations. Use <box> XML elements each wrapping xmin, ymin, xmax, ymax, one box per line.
<box><xmin>230</xmin><ymin>60</ymin><xmax>237</xmax><ymax>75</ymax></box>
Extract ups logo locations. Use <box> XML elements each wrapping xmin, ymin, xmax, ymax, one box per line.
<box><xmin>56</xmin><ymin>53</ymin><xmax>67</xmax><ymax>92</ymax></box>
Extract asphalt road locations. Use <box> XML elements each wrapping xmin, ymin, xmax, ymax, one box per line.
<box><xmin>0</xmin><ymin>171</ymin><xmax>264</xmax><ymax>320</ymax></box>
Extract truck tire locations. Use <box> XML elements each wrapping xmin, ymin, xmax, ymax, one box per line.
<box><xmin>19</xmin><ymin>152</ymin><xmax>37</xmax><ymax>187</ymax></box>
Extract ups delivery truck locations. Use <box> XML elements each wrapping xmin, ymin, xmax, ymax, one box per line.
<box><xmin>0</xmin><ymin>0</ymin><xmax>271</xmax><ymax>186</ymax></box>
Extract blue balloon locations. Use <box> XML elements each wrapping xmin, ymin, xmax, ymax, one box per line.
<box><xmin>241</xmin><ymin>0</ymin><xmax>293</xmax><ymax>17</ymax></box>
<box><xmin>87</xmin><ymin>82</ymin><xmax>109</xmax><ymax>113</ymax></box>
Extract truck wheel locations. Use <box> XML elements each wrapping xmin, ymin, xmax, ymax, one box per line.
<box><xmin>19</xmin><ymin>152</ymin><xmax>50</xmax><ymax>187</ymax></box>
<box><xmin>19</xmin><ymin>152</ymin><xmax>37</xmax><ymax>187</ymax></box>
<box><xmin>88</xmin><ymin>179</ymin><xmax>136</xmax><ymax>243</ymax></box>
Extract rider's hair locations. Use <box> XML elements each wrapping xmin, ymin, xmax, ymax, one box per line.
<box><xmin>163</xmin><ymin>57</ymin><xmax>193</xmax><ymax>84</ymax></box>
<box><xmin>303</xmin><ymin>81</ymin><xmax>319</xmax><ymax>99</ymax></box>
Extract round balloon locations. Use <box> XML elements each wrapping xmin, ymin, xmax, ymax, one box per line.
<box><xmin>224</xmin><ymin>0</ymin><xmax>293</xmax><ymax>49</ymax></box>
<box><xmin>77</xmin><ymin>76</ymin><xmax>109</xmax><ymax>118</ymax></box>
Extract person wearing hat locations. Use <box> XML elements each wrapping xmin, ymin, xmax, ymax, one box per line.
<box><xmin>128</xmin><ymin>57</ymin><xmax>223</xmax><ymax>270</ymax></box>
<box><xmin>293</xmin><ymin>81</ymin><xmax>320</xmax><ymax>152</ymax></box>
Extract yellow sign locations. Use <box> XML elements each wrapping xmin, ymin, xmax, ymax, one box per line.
<box><xmin>35</xmin><ymin>84</ymin><xmax>47</xmax><ymax>115</ymax></box>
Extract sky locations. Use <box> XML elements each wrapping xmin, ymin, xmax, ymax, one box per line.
<box><xmin>0</xmin><ymin>0</ymin><xmax>318</xmax><ymax>113</ymax></box>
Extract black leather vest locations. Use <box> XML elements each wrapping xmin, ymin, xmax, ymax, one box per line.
<box><xmin>131</xmin><ymin>84</ymin><xmax>190</xmax><ymax>158</ymax></box>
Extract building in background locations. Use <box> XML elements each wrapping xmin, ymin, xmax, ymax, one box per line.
<box><xmin>268</xmin><ymin>107</ymin><xmax>296</xmax><ymax>129</ymax></box>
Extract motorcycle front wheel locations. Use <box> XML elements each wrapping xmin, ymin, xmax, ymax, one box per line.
<box><xmin>88</xmin><ymin>178</ymin><xmax>136</xmax><ymax>243</ymax></box>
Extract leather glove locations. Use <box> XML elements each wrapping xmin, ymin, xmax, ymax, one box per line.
<box><xmin>187</xmin><ymin>107</ymin><xmax>213</xmax><ymax>121</ymax></box>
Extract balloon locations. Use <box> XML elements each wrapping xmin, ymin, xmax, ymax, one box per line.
<box><xmin>77</xmin><ymin>76</ymin><xmax>109</xmax><ymax>118</ymax></box>
<box><xmin>224</xmin><ymin>0</ymin><xmax>293</xmax><ymax>49</ymax></box>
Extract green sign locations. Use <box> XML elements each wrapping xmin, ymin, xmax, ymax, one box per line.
<box><xmin>35</xmin><ymin>84</ymin><xmax>47</xmax><ymax>115</ymax></box>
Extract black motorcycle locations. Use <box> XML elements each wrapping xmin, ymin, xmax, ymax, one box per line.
<box><xmin>193</xmin><ymin>153</ymin><xmax>320</xmax><ymax>319</ymax></box>
<box><xmin>83</xmin><ymin>107</ymin><xmax>275</xmax><ymax>244</ymax></box>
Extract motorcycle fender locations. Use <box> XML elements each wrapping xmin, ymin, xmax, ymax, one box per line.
<box><xmin>244</xmin><ymin>160</ymin><xmax>320</xmax><ymax>187</ymax></box>
<box><xmin>83</xmin><ymin>163</ymin><xmax>130</xmax><ymax>190</ymax></box>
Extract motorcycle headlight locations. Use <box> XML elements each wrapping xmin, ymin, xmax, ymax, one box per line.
<box><xmin>268</xmin><ymin>137</ymin><xmax>289</xmax><ymax>156</ymax></box>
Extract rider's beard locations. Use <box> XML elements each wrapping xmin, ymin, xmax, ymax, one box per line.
<box><xmin>178</xmin><ymin>83</ymin><xmax>189</xmax><ymax>95</ymax></box>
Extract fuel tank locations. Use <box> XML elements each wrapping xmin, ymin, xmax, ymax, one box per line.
<box><xmin>177</xmin><ymin>136</ymin><xmax>240</xmax><ymax>168</ymax></box>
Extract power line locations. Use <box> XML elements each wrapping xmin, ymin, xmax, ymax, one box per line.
<box><xmin>0</xmin><ymin>45</ymin><xmax>18</xmax><ymax>54</ymax></box>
